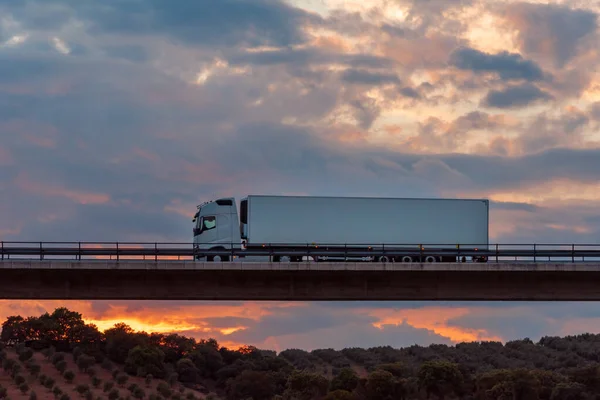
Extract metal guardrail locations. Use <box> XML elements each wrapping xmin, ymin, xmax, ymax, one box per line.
<box><xmin>2</xmin><ymin>241</ymin><xmax>600</xmax><ymax>262</ymax></box>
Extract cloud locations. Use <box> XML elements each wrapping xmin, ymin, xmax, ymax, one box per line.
<box><xmin>2</xmin><ymin>0</ymin><xmax>600</xmax><ymax>352</ymax></box>
<box><xmin>340</xmin><ymin>69</ymin><xmax>400</xmax><ymax>86</ymax></box>
<box><xmin>449</xmin><ymin>47</ymin><xmax>545</xmax><ymax>81</ymax></box>
<box><xmin>502</xmin><ymin>2</ymin><xmax>598</xmax><ymax>68</ymax></box>
<box><xmin>482</xmin><ymin>83</ymin><xmax>554</xmax><ymax>108</ymax></box>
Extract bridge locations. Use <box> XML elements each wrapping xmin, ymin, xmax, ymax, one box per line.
<box><xmin>2</xmin><ymin>241</ymin><xmax>600</xmax><ymax>301</ymax></box>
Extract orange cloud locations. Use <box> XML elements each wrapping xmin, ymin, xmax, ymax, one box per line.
<box><xmin>0</xmin><ymin>300</ymin><xmax>306</xmax><ymax>350</ymax></box>
<box><xmin>364</xmin><ymin>306</ymin><xmax>503</xmax><ymax>343</ymax></box>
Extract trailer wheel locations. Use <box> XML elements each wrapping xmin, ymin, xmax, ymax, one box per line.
<box><xmin>425</xmin><ymin>255</ymin><xmax>436</xmax><ymax>263</ymax></box>
<box><xmin>378</xmin><ymin>256</ymin><xmax>390</xmax><ymax>263</ymax></box>
<box><xmin>401</xmin><ymin>256</ymin><xmax>412</xmax><ymax>263</ymax></box>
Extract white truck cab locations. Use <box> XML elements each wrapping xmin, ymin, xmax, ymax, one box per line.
<box><xmin>192</xmin><ymin>197</ymin><xmax>242</xmax><ymax>261</ymax></box>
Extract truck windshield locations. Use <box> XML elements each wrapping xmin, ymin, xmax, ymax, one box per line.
<box><xmin>202</xmin><ymin>216</ymin><xmax>216</xmax><ymax>231</ymax></box>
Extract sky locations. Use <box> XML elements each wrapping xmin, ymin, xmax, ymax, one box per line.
<box><xmin>1</xmin><ymin>0</ymin><xmax>600</xmax><ymax>351</ymax></box>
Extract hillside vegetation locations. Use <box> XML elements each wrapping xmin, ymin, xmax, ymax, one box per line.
<box><xmin>1</xmin><ymin>308</ymin><xmax>599</xmax><ymax>399</ymax></box>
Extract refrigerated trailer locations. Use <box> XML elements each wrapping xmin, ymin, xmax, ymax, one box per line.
<box><xmin>192</xmin><ymin>195</ymin><xmax>489</xmax><ymax>262</ymax></box>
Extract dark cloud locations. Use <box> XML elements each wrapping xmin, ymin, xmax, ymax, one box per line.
<box><xmin>227</xmin><ymin>47</ymin><xmax>396</xmax><ymax>69</ymax></box>
<box><xmin>449</xmin><ymin>47</ymin><xmax>545</xmax><ymax>81</ymax></box>
<box><xmin>482</xmin><ymin>83</ymin><xmax>553</xmax><ymax>108</ymax></box>
<box><xmin>3</xmin><ymin>0</ymin><xmax>322</xmax><ymax>49</ymax></box>
<box><xmin>269</xmin><ymin>322</ymin><xmax>454</xmax><ymax>351</ymax></box>
<box><xmin>503</xmin><ymin>2</ymin><xmax>598</xmax><ymax>68</ymax></box>
<box><xmin>340</xmin><ymin>69</ymin><xmax>400</xmax><ymax>85</ymax></box>
<box><xmin>226</xmin><ymin>305</ymin><xmax>377</xmax><ymax>343</ymax></box>
<box><xmin>399</xmin><ymin>87</ymin><xmax>420</xmax><ymax>99</ymax></box>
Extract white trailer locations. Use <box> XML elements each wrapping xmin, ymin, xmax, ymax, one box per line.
<box><xmin>192</xmin><ymin>195</ymin><xmax>489</xmax><ymax>262</ymax></box>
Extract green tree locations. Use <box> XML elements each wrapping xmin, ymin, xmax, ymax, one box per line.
<box><xmin>324</xmin><ymin>390</ymin><xmax>354</xmax><ymax>400</ymax></box>
<box><xmin>226</xmin><ymin>370</ymin><xmax>275</xmax><ymax>400</ymax></box>
<box><xmin>418</xmin><ymin>361</ymin><xmax>464</xmax><ymax>400</ymax></box>
<box><xmin>176</xmin><ymin>358</ymin><xmax>201</xmax><ymax>384</ymax></box>
<box><xmin>283</xmin><ymin>371</ymin><xmax>329</xmax><ymax>400</ymax></box>
<box><xmin>124</xmin><ymin>345</ymin><xmax>166</xmax><ymax>378</ymax></box>
<box><xmin>331</xmin><ymin>368</ymin><xmax>359</xmax><ymax>392</ymax></box>
<box><xmin>551</xmin><ymin>382</ymin><xmax>588</xmax><ymax>400</ymax></box>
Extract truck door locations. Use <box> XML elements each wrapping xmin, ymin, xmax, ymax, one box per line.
<box><xmin>217</xmin><ymin>214</ymin><xmax>231</xmax><ymax>244</ymax></box>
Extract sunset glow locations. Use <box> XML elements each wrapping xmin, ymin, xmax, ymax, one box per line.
<box><xmin>1</xmin><ymin>0</ymin><xmax>600</xmax><ymax>351</ymax></box>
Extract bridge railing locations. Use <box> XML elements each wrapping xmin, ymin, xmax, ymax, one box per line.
<box><xmin>2</xmin><ymin>241</ymin><xmax>600</xmax><ymax>262</ymax></box>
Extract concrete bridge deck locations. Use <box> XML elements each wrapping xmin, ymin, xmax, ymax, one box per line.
<box><xmin>1</xmin><ymin>260</ymin><xmax>600</xmax><ymax>300</ymax></box>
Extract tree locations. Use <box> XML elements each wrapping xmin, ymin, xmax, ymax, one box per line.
<box><xmin>226</xmin><ymin>370</ymin><xmax>275</xmax><ymax>400</ymax></box>
<box><xmin>283</xmin><ymin>371</ymin><xmax>329</xmax><ymax>400</ymax></box>
<box><xmin>176</xmin><ymin>358</ymin><xmax>201</xmax><ymax>384</ymax></box>
<box><xmin>105</xmin><ymin>323</ymin><xmax>148</xmax><ymax>364</ymax></box>
<box><xmin>330</xmin><ymin>368</ymin><xmax>359</xmax><ymax>392</ymax></box>
<box><xmin>124</xmin><ymin>345</ymin><xmax>166</xmax><ymax>378</ymax></box>
<box><xmin>1</xmin><ymin>316</ymin><xmax>26</xmax><ymax>344</ymax></box>
<box><xmin>324</xmin><ymin>390</ymin><xmax>354</xmax><ymax>400</ymax></box>
<box><xmin>364</xmin><ymin>370</ymin><xmax>405</xmax><ymax>400</ymax></box>
<box><xmin>189</xmin><ymin>344</ymin><xmax>225</xmax><ymax>379</ymax></box>
<box><xmin>76</xmin><ymin>354</ymin><xmax>96</xmax><ymax>373</ymax></box>
<box><xmin>418</xmin><ymin>361</ymin><xmax>464</xmax><ymax>400</ymax></box>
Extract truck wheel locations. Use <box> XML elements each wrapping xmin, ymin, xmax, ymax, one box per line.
<box><xmin>401</xmin><ymin>256</ymin><xmax>413</xmax><ymax>263</ymax></box>
<box><xmin>207</xmin><ymin>248</ymin><xmax>229</xmax><ymax>262</ymax></box>
<box><xmin>378</xmin><ymin>256</ymin><xmax>390</xmax><ymax>263</ymax></box>
<box><xmin>425</xmin><ymin>255</ymin><xmax>436</xmax><ymax>263</ymax></box>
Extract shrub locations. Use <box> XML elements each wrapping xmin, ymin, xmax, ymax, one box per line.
<box><xmin>92</xmin><ymin>376</ymin><xmax>102</xmax><ymax>388</ymax></box>
<box><xmin>157</xmin><ymin>382</ymin><xmax>171</xmax><ymax>398</ymax></box>
<box><xmin>77</xmin><ymin>354</ymin><xmax>95</xmax><ymax>372</ymax></box>
<box><xmin>29</xmin><ymin>391</ymin><xmax>37</xmax><ymax>400</ymax></box>
<box><xmin>2</xmin><ymin>358</ymin><xmax>14</xmax><ymax>372</ymax></box>
<box><xmin>15</xmin><ymin>343</ymin><xmax>26</xmax><ymax>354</ymax></box>
<box><xmin>27</xmin><ymin>363</ymin><xmax>41</xmax><ymax>376</ymax></box>
<box><xmin>51</xmin><ymin>353</ymin><xmax>65</xmax><ymax>365</ymax></box>
<box><xmin>14</xmin><ymin>374</ymin><xmax>25</xmax><ymax>385</ymax></box>
<box><xmin>116</xmin><ymin>374</ymin><xmax>129</xmax><ymax>386</ymax></box>
<box><xmin>72</xmin><ymin>347</ymin><xmax>82</xmax><ymax>362</ymax></box>
<box><xmin>44</xmin><ymin>377</ymin><xmax>55</xmax><ymax>390</ymax></box>
<box><xmin>18</xmin><ymin>348</ymin><xmax>33</xmax><ymax>362</ymax></box>
<box><xmin>108</xmin><ymin>389</ymin><xmax>119</xmax><ymax>400</ymax></box>
<box><xmin>63</xmin><ymin>370</ymin><xmax>75</xmax><ymax>383</ymax></box>
<box><xmin>76</xmin><ymin>384</ymin><xmax>90</xmax><ymax>394</ymax></box>
<box><xmin>101</xmin><ymin>358</ymin><xmax>113</xmax><ymax>371</ymax></box>
<box><xmin>60</xmin><ymin>394</ymin><xmax>70</xmax><ymax>400</ymax></box>
<box><xmin>53</xmin><ymin>386</ymin><xmax>62</xmax><ymax>397</ymax></box>
<box><xmin>56</xmin><ymin>360</ymin><xmax>67</xmax><ymax>374</ymax></box>
<box><xmin>10</xmin><ymin>363</ymin><xmax>21</xmax><ymax>377</ymax></box>
<box><xmin>19</xmin><ymin>382</ymin><xmax>29</xmax><ymax>394</ymax></box>
<box><xmin>103</xmin><ymin>382</ymin><xmax>114</xmax><ymax>393</ymax></box>
<box><xmin>132</xmin><ymin>387</ymin><xmax>145</xmax><ymax>399</ymax></box>
<box><xmin>145</xmin><ymin>374</ymin><xmax>153</xmax><ymax>387</ymax></box>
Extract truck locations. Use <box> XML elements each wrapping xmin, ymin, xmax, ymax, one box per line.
<box><xmin>192</xmin><ymin>195</ymin><xmax>489</xmax><ymax>262</ymax></box>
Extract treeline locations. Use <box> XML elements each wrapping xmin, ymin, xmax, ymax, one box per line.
<box><xmin>1</xmin><ymin>308</ymin><xmax>600</xmax><ymax>399</ymax></box>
